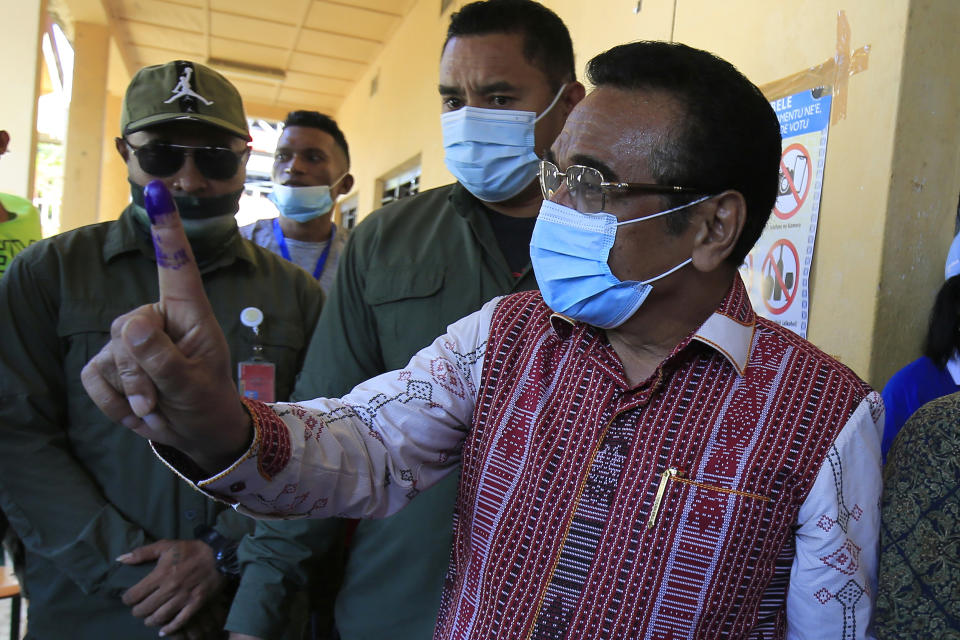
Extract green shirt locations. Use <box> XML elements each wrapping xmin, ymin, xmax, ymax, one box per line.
<box><xmin>0</xmin><ymin>193</ymin><xmax>42</xmax><ymax>278</ymax></box>
<box><xmin>227</xmin><ymin>183</ymin><xmax>538</xmax><ymax>639</ymax></box>
<box><xmin>0</xmin><ymin>208</ymin><xmax>323</xmax><ymax>639</ymax></box>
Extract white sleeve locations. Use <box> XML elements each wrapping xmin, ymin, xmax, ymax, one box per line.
<box><xmin>786</xmin><ymin>392</ymin><xmax>883</xmax><ymax>640</ymax></box>
<box><xmin>185</xmin><ymin>296</ymin><xmax>501</xmax><ymax>520</ymax></box>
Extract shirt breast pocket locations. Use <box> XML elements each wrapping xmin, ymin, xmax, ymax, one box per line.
<box><xmin>363</xmin><ymin>266</ymin><xmax>446</xmax><ymax>366</ymax></box>
<box><xmin>642</xmin><ymin>473</ymin><xmax>782</xmax><ymax>632</ymax></box>
<box><xmin>650</xmin><ymin>471</ymin><xmax>774</xmax><ymax>543</ymax></box>
<box><xmin>56</xmin><ymin>306</ymin><xmax>127</xmax><ymax>424</ymax></box>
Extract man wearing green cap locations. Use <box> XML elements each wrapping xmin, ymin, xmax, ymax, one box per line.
<box><xmin>0</xmin><ymin>60</ymin><xmax>323</xmax><ymax>639</ymax></box>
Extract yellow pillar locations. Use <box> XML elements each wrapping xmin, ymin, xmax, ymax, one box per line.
<box><xmin>60</xmin><ymin>21</ymin><xmax>109</xmax><ymax>232</ymax></box>
<box><xmin>0</xmin><ymin>0</ymin><xmax>45</xmax><ymax>200</ymax></box>
<box><xmin>871</xmin><ymin>0</ymin><xmax>960</xmax><ymax>386</ymax></box>
<box><xmin>99</xmin><ymin>92</ymin><xmax>129</xmax><ymax>222</ymax></box>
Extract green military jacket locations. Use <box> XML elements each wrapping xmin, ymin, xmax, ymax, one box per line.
<box><xmin>227</xmin><ymin>183</ymin><xmax>538</xmax><ymax>639</ymax></box>
<box><xmin>0</xmin><ymin>208</ymin><xmax>323</xmax><ymax>639</ymax></box>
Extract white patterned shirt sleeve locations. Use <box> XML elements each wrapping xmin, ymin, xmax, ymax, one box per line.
<box><xmin>786</xmin><ymin>392</ymin><xmax>883</xmax><ymax>640</ymax></box>
<box><xmin>188</xmin><ymin>296</ymin><xmax>500</xmax><ymax>520</ymax></box>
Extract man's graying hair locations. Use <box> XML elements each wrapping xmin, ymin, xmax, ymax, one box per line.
<box><xmin>445</xmin><ymin>0</ymin><xmax>576</xmax><ymax>90</ymax></box>
<box><xmin>587</xmin><ymin>41</ymin><xmax>782</xmax><ymax>265</ymax></box>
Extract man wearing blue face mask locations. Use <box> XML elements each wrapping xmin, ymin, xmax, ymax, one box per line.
<box><xmin>240</xmin><ymin>111</ymin><xmax>354</xmax><ymax>294</ymax></box>
<box><xmin>84</xmin><ymin>42</ymin><xmax>883</xmax><ymax>639</ymax></box>
<box><xmin>225</xmin><ymin>2</ymin><xmax>583</xmax><ymax>639</ymax></box>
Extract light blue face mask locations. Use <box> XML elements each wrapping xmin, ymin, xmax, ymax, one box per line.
<box><xmin>441</xmin><ymin>85</ymin><xmax>566</xmax><ymax>203</ymax></box>
<box><xmin>269</xmin><ymin>175</ymin><xmax>346</xmax><ymax>223</ymax></box>
<box><xmin>530</xmin><ymin>196</ymin><xmax>712</xmax><ymax>329</ymax></box>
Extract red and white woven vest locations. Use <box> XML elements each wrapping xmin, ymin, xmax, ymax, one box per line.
<box><xmin>435</xmin><ymin>287</ymin><xmax>870</xmax><ymax>640</ymax></box>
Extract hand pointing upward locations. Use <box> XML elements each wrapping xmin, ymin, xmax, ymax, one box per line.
<box><xmin>82</xmin><ymin>180</ymin><xmax>252</xmax><ymax>473</ymax></box>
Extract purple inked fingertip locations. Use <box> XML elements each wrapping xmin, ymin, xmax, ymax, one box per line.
<box><xmin>143</xmin><ymin>180</ymin><xmax>175</xmax><ymax>224</ymax></box>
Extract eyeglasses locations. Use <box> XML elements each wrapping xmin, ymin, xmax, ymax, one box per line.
<box><xmin>539</xmin><ymin>160</ymin><xmax>704</xmax><ymax>213</ymax></box>
<box><xmin>122</xmin><ymin>140</ymin><xmax>248</xmax><ymax>180</ymax></box>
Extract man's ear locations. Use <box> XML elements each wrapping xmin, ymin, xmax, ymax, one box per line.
<box><xmin>115</xmin><ymin>137</ymin><xmax>130</xmax><ymax>162</ymax></box>
<box><xmin>690</xmin><ymin>190</ymin><xmax>746</xmax><ymax>272</ymax></box>
<box><xmin>337</xmin><ymin>173</ymin><xmax>355</xmax><ymax>197</ymax></box>
<box><xmin>560</xmin><ymin>82</ymin><xmax>586</xmax><ymax>118</ymax></box>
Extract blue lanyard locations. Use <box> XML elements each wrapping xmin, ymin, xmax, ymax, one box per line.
<box><xmin>272</xmin><ymin>217</ymin><xmax>336</xmax><ymax>281</ymax></box>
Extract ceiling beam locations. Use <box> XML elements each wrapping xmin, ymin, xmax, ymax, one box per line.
<box><xmin>273</xmin><ymin>0</ymin><xmax>313</xmax><ymax>105</ymax></box>
<box><xmin>99</xmin><ymin>0</ymin><xmax>137</xmax><ymax>77</ymax></box>
<box><xmin>320</xmin><ymin>0</ymin><xmax>405</xmax><ymax>18</ymax></box>
<box><xmin>54</xmin><ymin>0</ymin><xmax>136</xmax><ymax>77</ymax></box>
<box><xmin>55</xmin><ymin>0</ymin><xmax>106</xmax><ymax>23</ymax></box>
<box><xmin>243</xmin><ymin>100</ymin><xmax>292</xmax><ymax>121</ymax></box>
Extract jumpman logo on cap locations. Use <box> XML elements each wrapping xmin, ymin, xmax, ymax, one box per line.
<box><xmin>164</xmin><ymin>67</ymin><xmax>213</xmax><ymax>106</ymax></box>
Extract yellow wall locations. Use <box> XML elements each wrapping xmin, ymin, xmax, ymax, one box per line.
<box><xmin>332</xmin><ymin>0</ymin><xmax>960</xmax><ymax>387</ymax></box>
<box><xmin>333</xmin><ymin>0</ymin><xmax>449</xmax><ymax>216</ymax></box>
<box><xmin>0</xmin><ymin>0</ymin><xmax>45</xmax><ymax>201</ymax></box>
<box><xmin>676</xmin><ymin>1</ymin><xmax>912</xmax><ymax>382</ymax></box>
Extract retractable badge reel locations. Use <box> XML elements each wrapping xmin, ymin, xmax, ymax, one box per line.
<box><xmin>237</xmin><ymin>306</ymin><xmax>276</xmax><ymax>402</ymax></box>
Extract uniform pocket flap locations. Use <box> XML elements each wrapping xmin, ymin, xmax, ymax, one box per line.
<box><xmin>57</xmin><ymin>304</ymin><xmax>133</xmax><ymax>337</ymax></box>
<box><xmin>363</xmin><ymin>266</ymin><xmax>445</xmax><ymax>305</ymax></box>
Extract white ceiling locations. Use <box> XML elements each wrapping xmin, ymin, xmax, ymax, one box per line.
<box><xmin>98</xmin><ymin>0</ymin><xmax>418</xmax><ymax>116</ymax></box>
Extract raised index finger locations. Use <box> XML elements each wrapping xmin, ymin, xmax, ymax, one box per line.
<box><xmin>143</xmin><ymin>181</ymin><xmax>213</xmax><ymax>331</ymax></box>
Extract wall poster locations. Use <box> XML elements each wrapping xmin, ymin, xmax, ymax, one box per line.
<box><xmin>740</xmin><ymin>88</ymin><xmax>832</xmax><ymax>338</ymax></box>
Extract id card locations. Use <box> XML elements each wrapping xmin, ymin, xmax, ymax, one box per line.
<box><xmin>238</xmin><ymin>361</ymin><xmax>276</xmax><ymax>402</ymax></box>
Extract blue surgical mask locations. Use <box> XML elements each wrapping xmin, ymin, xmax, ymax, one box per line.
<box><xmin>442</xmin><ymin>85</ymin><xmax>566</xmax><ymax>203</ymax></box>
<box><xmin>530</xmin><ymin>196</ymin><xmax>711</xmax><ymax>329</ymax></box>
<box><xmin>269</xmin><ymin>175</ymin><xmax>346</xmax><ymax>223</ymax></box>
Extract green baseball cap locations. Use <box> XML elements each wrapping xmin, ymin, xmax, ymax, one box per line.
<box><xmin>121</xmin><ymin>60</ymin><xmax>251</xmax><ymax>140</ymax></box>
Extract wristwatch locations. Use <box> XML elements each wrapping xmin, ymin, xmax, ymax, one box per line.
<box><xmin>194</xmin><ymin>525</ymin><xmax>241</xmax><ymax>579</ymax></box>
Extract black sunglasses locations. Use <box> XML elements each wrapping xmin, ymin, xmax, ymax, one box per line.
<box><xmin>122</xmin><ymin>139</ymin><xmax>248</xmax><ymax>180</ymax></box>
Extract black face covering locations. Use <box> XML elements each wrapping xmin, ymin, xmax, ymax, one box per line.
<box><xmin>127</xmin><ymin>181</ymin><xmax>241</xmax><ymax>266</ymax></box>
<box><xmin>129</xmin><ymin>180</ymin><xmax>243</xmax><ymax>219</ymax></box>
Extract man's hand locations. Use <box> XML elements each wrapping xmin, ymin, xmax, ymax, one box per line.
<box><xmin>119</xmin><ymin>539</ymin><xmax>228</xmax><ymax>636</ymax></box>
<box><xmin>81</xmin><ymin>180</ymin><xmax>251</xmax><ymax>472</ymax></box>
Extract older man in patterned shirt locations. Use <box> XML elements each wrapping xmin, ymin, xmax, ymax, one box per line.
<box><xmin>83</xmin><ymin>41</ymin><xmax>883</xmax><ymax>640</ymax></box>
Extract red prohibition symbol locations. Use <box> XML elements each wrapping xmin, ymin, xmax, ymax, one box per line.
<box><xmin>761</xmin><ymin>238</ymin><xmax>800</xmax><ymax>315</ymax></box>
<box><xmin>774</xmin><ymin>143</ymin><xmax>812</xmax><ymax>220</ymax></box>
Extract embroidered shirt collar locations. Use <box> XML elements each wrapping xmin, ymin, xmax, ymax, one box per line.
<box><xmin>548</xmin><ymin>311</ymin><xmax>577</xmax><ymax>337</ymax></box>
<box><xmin>690</xmin><ymin>276</ymin><xmax>756</xmax><ymax>376</ymax></box>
